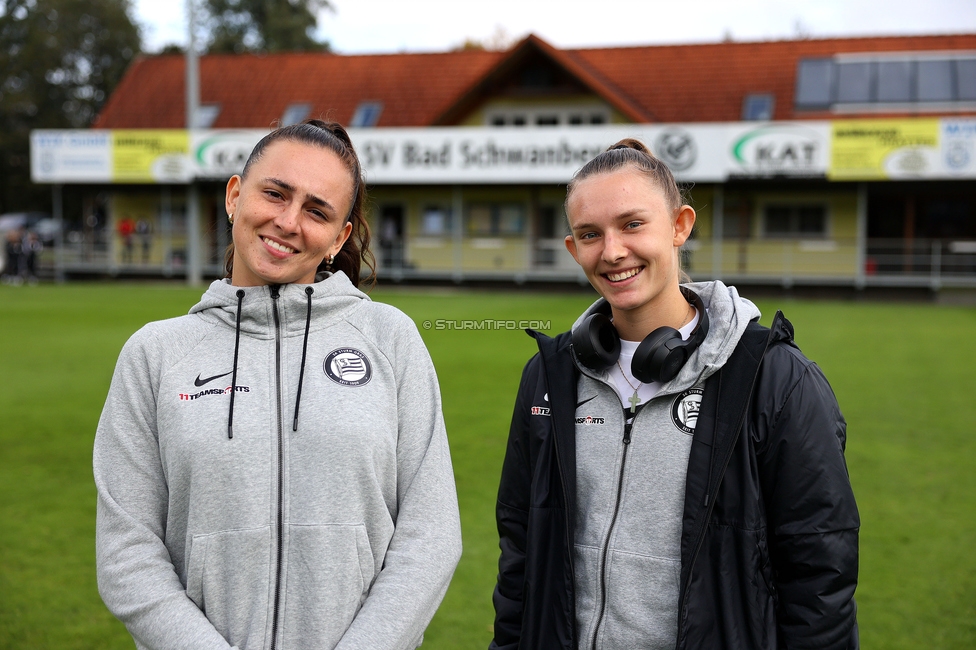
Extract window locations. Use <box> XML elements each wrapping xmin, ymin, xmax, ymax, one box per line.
<box><xmin>421</xmin><ymin>206</ymin><xmax>452</xmax><ymax>236</ymax></box>
<box><xmin>742</xmin><ymin>93</ymin><xmax>775</xmax><ymax>121</ymax></box>
<box><xmin>795</xmin><ymin>59</ymin><xmax>834</xmax><ymax>108</ymax></box>
<box><xmin>486</xmin><ymin>106</ymin><xmax>610</xmax><ymax>127</ymax></box>
<box><xmin>837</xmin><ymin>62</ymin><xmax>872</xmax><ymax>103</ymax></box>
<box><xmin>536</xmin><ymin>205</ymin><xmax>566</xmax><ymax>239</ymax></box>
<box><xmin>194</xmin><ymin>104</ymin><xmax>221</xmax><ymax>128</ymax></box>
<box><xmin>466</xmin><ymin>204</ymin><xmax>525</xmax><ymax>236</ymax></box>
<box><xmin>917</xmin><ymin>60</ymin><xmax>953</xmax><ymax>102</ymax></box>
<box><xmin>795</xmin><ymin>53</ymin><xmax>976</xmax><ymax>109</ymax></box>
<box><xmin>350</xmin><ymin>102</ymin><xmax>383</xmax><ymax>127</ymax></box>
<box><xmin>877</xmin><ymin>60</ymin><xmax>912</xmax><ymax>102</ymax></box>
<box><xmin>959</xmin><ymin>59</ymin><xmax>976</xmax><ymax>101</ymax></box>
<box><xmin>763</xmin><ymin>205</ymin><xmax>827</xmax><ymax>238</ymax></box>
<box><xmin>281</xmin><ymin>102</ymin><xmax>311</xmax><ymax>127</ymax></box>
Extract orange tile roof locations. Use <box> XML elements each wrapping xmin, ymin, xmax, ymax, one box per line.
<box><xmin>571</xmin><ymin>34</ymin><xmax>976</xmax><ymax>123</ymax></box>
<box><xmin>94</xmin><ymin>33</ymin><xmax>976</xmax><ymax>129</ymax></box>
<box><xmin>94</xmin><ymin>49</ymin><xmax>504</xmax><ymax>129</ymax></box>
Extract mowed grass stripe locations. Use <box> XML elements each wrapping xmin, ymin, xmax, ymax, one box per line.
<box><xmin>0</xmin><ymin>284</ymin><xmax>973</xmax><ymax>648</ymax></box>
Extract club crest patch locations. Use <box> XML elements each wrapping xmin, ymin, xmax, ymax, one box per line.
<box><xmin>671</xmin><ymin>388</ymin><xmax>703</xmax><ymax>434</ymax></box>
<box><xmin>323</xmin><ymin>348</ymin><xmax>372</xmax><ymax>386</ymax></box>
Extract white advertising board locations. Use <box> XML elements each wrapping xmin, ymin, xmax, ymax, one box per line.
<box><xmin>31</xmin><ymin>130</ymin><xmax>112</xmax><ymax>183</ymax></box>
<box><xmin>39</xmin><ymin>120</ymin><xmax>976</xmax><ymax>185</ymax></box>
<box><xmin>190</xmin><ymin>125</ymin><xmax>733</xmax><ymax>183</ymax></box>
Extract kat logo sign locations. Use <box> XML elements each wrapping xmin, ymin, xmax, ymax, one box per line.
<box><xmin>729</xmin><ymin>124</ymin><xmax>828</xmax><ymax>177</ymax></box>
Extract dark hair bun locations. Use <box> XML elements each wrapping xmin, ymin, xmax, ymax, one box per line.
<box><xmin>607</xmin><ymin>138</ymin><xmax>652</xmax><ymax>155</ymax></box>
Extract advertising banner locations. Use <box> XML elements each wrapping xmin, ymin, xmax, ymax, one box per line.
<box><xmin>347</xmin><ymin>124</ymin><xmax>729</xmax><ymax>184</ymax></box>
<box><xmin>112</xmin><ymin>130</ymin><xmax>192</xmax><ymax>183</ymax></box>
<box><xmin>30</xmin><ymin>130</ymin><xmax>112</xmax><ymax>183</ymax></box>
<box><xmin>191</xmin><ymin>130</ymin><xmax>267</xmax><ymax>180</ymax></box>
<box><xmin>725</xmin><ymin>122</ymin><xmax>831</xmax><ymax>178</ymax></box>
<box><xmin>941</xmin><ymin>119</ymin><xmax>976</xmax><ymax>177</ymax></box>
<box><xmin>829</xmin><ymin>119</ymin><xmax>941</xmax><ymax>180</ymax></box>
<box><xmin>31</xmin><ymin>119</ymin><xmax>976</xmax><ymax>185</ymax></box>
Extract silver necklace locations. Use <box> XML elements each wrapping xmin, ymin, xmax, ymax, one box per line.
<box><xmin>616</xmin><ymin>359</ymin><xmax>642</xmax><ymax>413</ymax></box>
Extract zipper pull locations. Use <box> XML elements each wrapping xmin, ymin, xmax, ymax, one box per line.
<box><xmin>270</xmin><ymin>285</ymin><xmax>280</xmax><ymax>300</ymax></box>
<box><xmin>623</xmin><ymin>422</ymin><xmax>632</xmax><ymax>444</ymax></box>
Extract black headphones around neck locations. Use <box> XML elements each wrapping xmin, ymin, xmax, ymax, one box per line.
<box><xmin>572</xmin><ymin>286</ymin><xmax>709</xmax><ymax>384</ymax></box>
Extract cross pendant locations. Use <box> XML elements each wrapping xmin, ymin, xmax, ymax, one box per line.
<box><xmin>628</xmin><ymin>391</ymin><xmax>640</xmax><ymax>413</ymax></box>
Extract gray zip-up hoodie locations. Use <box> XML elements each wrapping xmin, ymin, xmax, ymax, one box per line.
<box><xmin>94</xmin><ymin>273</ymin><xmax>462</xmax><ymax>650</ymax></box>
<box><xmin>571</xmin><ymin>281</ymin><xmax>761</xmax><ymax>649</ymax></box>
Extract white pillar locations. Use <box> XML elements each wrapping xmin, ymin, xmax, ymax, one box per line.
<box><xmin>185</xmin><ymin>0</ymin><xmax>202</xmax><ymax>285</ymax></box>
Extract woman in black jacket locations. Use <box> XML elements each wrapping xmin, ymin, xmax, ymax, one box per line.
<box><xmin>490</xmin><ymin>139</ymin><xmax>859</xmax><ymax>650</ymax></box>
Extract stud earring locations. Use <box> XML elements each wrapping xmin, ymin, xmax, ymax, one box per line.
<box><xmin>228</xmin><ymin>213</ymin><xmax>234</xmax><ymax>224</ymax></box>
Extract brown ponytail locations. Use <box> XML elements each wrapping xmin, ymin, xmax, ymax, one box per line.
<box><xmin>224</xmin><ymin>119</ymin><xmax>375</xmax><ymax>288</ymax></box>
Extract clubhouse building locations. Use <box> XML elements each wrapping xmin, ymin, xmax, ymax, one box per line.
<box><xmin>31</xmin><ymin>33</ymin><xmax>976</xmax><ymax>289</ymax></box>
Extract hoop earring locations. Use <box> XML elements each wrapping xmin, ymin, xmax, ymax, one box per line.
<box><xmin>228</xmin><ymin>213</ymin><xmax>234</xmax><ymax>224</ymax></box>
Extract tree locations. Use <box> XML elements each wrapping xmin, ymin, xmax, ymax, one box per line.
<box><xmin>0</xmin><ymin>0</ymin><xmax>140</xmax><ymax>213</ymax></box>
<box><xmin>202</xmin><ymin>0</ymin><xmax>333</xmax><ymax>54</ymax></box>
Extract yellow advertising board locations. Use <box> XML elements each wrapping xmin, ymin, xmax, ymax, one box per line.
<box><xmin>829</xmin><ymin>119</ymin><xmax>940</xmax><ymax>180</ymax></box>
<box><xmin>111</xmin><ymin>130</ymin><xmax>191</xmax><ymax>183</ymax></box>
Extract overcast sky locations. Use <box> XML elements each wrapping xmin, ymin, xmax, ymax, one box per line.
<box><xmin>134</xmin><ymin>0</ymin><xmax>976</xmax><ymax>54</ymax></box>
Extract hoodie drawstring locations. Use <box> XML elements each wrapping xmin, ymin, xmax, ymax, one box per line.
<box><xmin>227</xmin><ymin>289</ymin><xmax>245</xmax><ymax>439</ymax></box>
<box><xmin>292</xmin><ymin>286</ymin><xmax>313</xmax><ymax>431</ymax></box>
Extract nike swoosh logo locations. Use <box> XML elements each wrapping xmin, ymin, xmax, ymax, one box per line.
<box><xmin>194</xmin><ymin>371</ymin><xmax>233</xmax><ymax>387</ymax></box>
<box><xmin>576</xmin><ymin>395</ymin><xmax>597</xmax><ymax>408</ymax></box>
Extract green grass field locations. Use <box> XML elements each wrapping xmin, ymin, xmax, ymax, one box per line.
<box><xmin>1</xmin><ymin>283</ymin><xmax>974</xmax><ymax>648</ymax></box>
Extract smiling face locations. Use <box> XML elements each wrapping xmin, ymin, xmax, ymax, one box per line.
<box><xmin>565</xmin><ymin>166</ymin><xmax>696</xmax><ymax>337</ymax></box>
<box><xmin>225</xmin><ymin>139</ymin><xmax>354</xmax><ymax>287</ymax></box>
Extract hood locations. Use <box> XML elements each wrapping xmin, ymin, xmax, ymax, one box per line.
<box><xmin>570</xmin><ymin>280</ymin><xmax>761</xmax><ymax>393</ymax></box>
<box><xmin>188</xmin><ymin>271</ymin><xmax>371</xmax><ymax>438</ymax></box>
<box><xmin>189</xmin><ymin>271</ymin><xmax>370</xmax><ymax>339</ymax></box>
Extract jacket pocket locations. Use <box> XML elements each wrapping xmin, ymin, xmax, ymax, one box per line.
<box><xmin>599</xmin><ymin>549</ymin><xmax>681</xmax><ymax>649</ymax></box>
<box><xmin>185</xmin><ymin>525</ymin><xmax>273</xmax><ymax>650</ymax></box>
<box><xmin>279</xmin><ymin>523</ymin><xmax>375</xmax><ymax>649</ymax></box>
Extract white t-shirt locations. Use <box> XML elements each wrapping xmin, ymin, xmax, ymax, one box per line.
<box><xmin>608</xmin><ymin>308</ymin><xmax>701</xmax><ymax>411</ymax></box>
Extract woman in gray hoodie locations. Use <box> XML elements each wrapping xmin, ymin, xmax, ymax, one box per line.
<box><xmin>94</xmin><ymin>120</ymin><xmax>462</xmax><ymax>650</ymax></box>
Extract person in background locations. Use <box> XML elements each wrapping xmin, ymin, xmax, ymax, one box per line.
<box><xmin>490</xmin><ymin>139</ymin><xmax>859</xmax><ymax>649</ymax></box>
<box><xmin>2</xmin><ymin>228</ymin><xmax>23</xmax><ymax>285</ymax></box>
<box><xmin>95</xmin><ymin>119</ymin><xmax>462</xmax><ymax>650</ymax></box>
<box><xmin>22</xmin><ymin>231</ymin><xmax>42</xmax><ymax>283</ymax></box>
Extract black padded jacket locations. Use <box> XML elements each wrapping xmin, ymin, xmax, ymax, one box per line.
<box><xmin>490</xmin><ymin>312</ymin><xmax>859</xmax><ymax>650</ymax></box>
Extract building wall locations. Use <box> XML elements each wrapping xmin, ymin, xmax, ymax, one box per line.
<box><xmin>685</xmin><ymin>185</ymin><xmax>861</xmax><ymax>279</ymax></box>
<box><xmin>369</xmin><ymin>184</ymin><xmax>576</xmax><ymax>276</ymax></box>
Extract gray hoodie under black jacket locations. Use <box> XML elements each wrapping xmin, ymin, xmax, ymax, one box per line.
<box><xmin>491</xmin><ymin>281</ymin><xmax>859</xmax><ymax>650</ymax></box>
<box><xmin>572</xmin><ymin>281</ymin><xmax>759</xmax><ymax>648</ymax></box>
<box><xmin>94</xmin><ymin>273</ymin><xmax>462</xmax><ymax>650</ymax></box>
